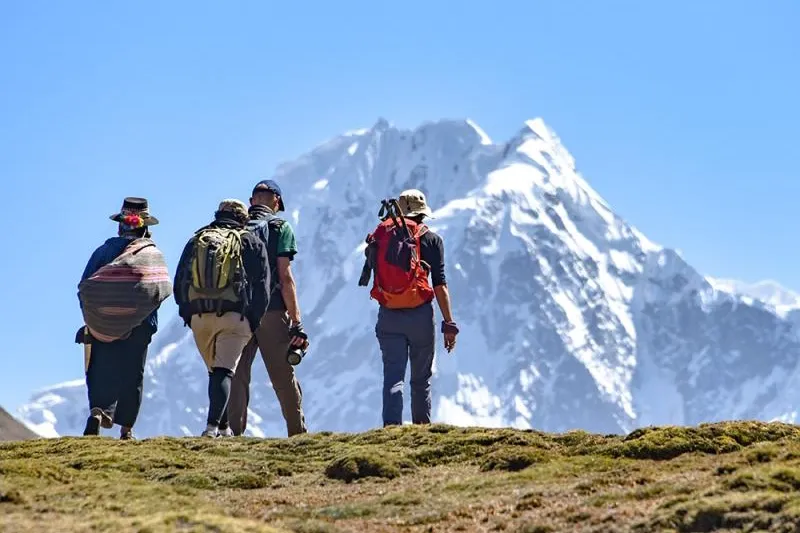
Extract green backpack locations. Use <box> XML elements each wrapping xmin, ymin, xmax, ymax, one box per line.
<box><xmin>187</xmin><ymin>226</ymin><xmax>247</xmax><ymax>306</ymax></box>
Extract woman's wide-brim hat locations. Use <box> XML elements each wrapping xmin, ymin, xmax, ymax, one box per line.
<box><xmin>109</xmin><ymin>197</ymin><xmax>160</xmax><ymax>226</ymax></box>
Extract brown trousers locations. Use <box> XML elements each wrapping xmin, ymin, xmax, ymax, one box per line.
<box><xmin>227</xmin><ymin>310</ymin><xmax>307</xmax><ymax>436</ymax></box>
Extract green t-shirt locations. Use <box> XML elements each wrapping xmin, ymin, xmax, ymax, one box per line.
<box><xmin>276</xmin><ymin>221</ymin><xmax>297</xmax><ymax>259</ymax></box>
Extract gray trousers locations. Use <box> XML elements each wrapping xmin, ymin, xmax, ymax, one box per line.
<box><xmin>375</xmin><ymin>302</ymin><xmax>436</xmax><ymax>426</ymax></box>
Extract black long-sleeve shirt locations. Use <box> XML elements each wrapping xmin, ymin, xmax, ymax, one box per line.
<box><xmin>419</xmin><ymin>229</ymin><xmax>446</xmax><ymax>287</ymax></box>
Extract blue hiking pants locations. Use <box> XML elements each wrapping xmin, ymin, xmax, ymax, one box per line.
<box><xmin>375</xmin><ymin>302</ymin><xmax>436</xmax><ymax>426</ymax></box>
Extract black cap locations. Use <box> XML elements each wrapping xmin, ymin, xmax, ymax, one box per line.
<box><xmin>252</xmin><ymin>179</ymin><xmax>285</xmax><ymax>211</ymax></box>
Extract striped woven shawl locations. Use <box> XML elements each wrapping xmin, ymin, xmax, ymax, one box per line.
<box><xmin>78</xmin><ymin>238</ymin><xmax>173</xmax><ymax>343</ymax></box>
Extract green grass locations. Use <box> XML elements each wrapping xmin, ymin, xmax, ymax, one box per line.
<box><xmin>2</xmin><ymin>421</ymin><xmax>800</xmax><ymax>532</ymax></box>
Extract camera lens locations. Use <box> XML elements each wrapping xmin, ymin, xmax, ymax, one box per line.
<box><xmin>287</xmin><ymin>347</ymin><xmax>304</xmax><ymax>366</ymax></box>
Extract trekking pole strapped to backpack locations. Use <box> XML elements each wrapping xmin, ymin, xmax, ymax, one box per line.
<box><xmin>361</xmin><ymin>198</ymin><xmax>398</xmax><ymax>287</ymax></box>
<box><xmin>358</xmin><ymin>198</ymin><xmax>434</xmax><ymax>308</ymax></box>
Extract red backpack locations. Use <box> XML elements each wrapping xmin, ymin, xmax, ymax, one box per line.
<box><xmin>358</xmin><ymin>199</ymin><xmax>434</xmax><ymax>309</ymax></box>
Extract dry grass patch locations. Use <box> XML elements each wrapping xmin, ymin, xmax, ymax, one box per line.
<box><xmin>2</xmin><ymin>421</ymin><xmax>800</xmax><ymax>531</ymax></box>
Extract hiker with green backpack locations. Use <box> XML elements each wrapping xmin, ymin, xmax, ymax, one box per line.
<box><xmin>173</xmin><ymin>199</ymin><xmax>270</xmax><ymax>438</ymax></box>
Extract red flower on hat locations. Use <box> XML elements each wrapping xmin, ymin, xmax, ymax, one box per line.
<box><xmin>123</xmin><ymin>214</ymin><xmax>144</xmax><ymax>228</ymax></box>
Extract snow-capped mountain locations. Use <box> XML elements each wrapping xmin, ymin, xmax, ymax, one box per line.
<box><xmin>18</xmin><ymin>117</ymin><xmax>800</xmax><ymax>437</ymax></box>
<box><xmin>707</xmin><ymin>278</ymin><xmax>800</xmax><ymax>317</ymax></box>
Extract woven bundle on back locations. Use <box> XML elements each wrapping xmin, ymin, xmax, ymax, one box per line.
<box><xmin>78</xmin><ymin>239</ymin><xmax>173</xmax><ymax>342</ymax></box>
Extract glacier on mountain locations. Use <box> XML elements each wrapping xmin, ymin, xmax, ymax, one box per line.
<box><xmin>17</xmin><ymin>116</ymin><xmax>800</xmax><ymax>438</ymax></box>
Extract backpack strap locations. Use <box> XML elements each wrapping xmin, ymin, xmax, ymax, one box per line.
<box><xmin>234</xmin><ymin>228</ymin><xmax>248</xmax><ymax>320</ymax></box>
<box><xmin>246</xmin><ymin>217</ymin><xmax>270</xmax><ymax>233</ymax></box>
<box><xmin>263</xmin><ymin>216</ymin><xmax>285</xmax><ymax>298</ymax></box>
<box><xmin>119</xmin><ymin>238</ymin><xmax>154</xmax><ymax>259</ymax></box>
<box><xmin>267</xmin><ymin>217</ymin><xmax>285</xmax><ymax>230</ymax></box>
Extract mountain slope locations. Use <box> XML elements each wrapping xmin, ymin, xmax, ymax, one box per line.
<box><xmin>0</xmin><ymin>406</ymin><xmax>38</xmax><ymax>441</ymax></box>
<box><xmin>18</xmin><ymin>116</ymin><xmax>800</xmax><ymax>438</ymax></box>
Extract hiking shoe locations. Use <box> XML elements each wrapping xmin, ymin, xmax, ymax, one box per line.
<box><xmin>218</xmin><ymin>427</ymin><xmax>234</xmax><ymax>437</ymax></box>
<box><xmin>200</xmin><ymin>425</ymin><xmax>218</xmax><ymax>438</ymax></box>
<box><xmin>120</xmin><ymin>427</ymin><xmax>134</xmax><ymax>440</ymax></box>
<box><xmin>82</xmin><ymin>415</ymin><xmax>100</xmax><ymax>436</ymax></box>
<box><xmin>90</xmin><ymin>407</ymin><xmax>114</xmax><ymax>429</ymax></box>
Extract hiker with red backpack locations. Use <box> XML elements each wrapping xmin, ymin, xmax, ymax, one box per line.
<box><xmin>173</xmin><ymin>199</ymin><xmax>270</xmax><ymax>438</ymax></box>
<box><xmin>76</xmin><ymin>197</ymin><xmax>172</xmax><ymax>439</ymax></box>
<box><xmin>359</xmin><ymin>189</ymin><xmax>460</xmax><ymax>426</ymax></box>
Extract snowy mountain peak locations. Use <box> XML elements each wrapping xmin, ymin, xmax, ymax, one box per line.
<box><xmin>465</xmin><ymin>119</ymin><xmax>493</xmax><ymax>145</ymax></box>
<box><xmin>372</xmin><ymin>116</ymin><xmax>391</xmax><ymax>131</ymax></box>
<box><xmin>506</xmin><ymin>117</ymin><xmax>558</xmax><ymax>155</ymax></box>
<box><xmin>19</xmin><ymin>116</ymin><xmax>800</xmax><ymax>439</ymax></box>
<box><xmin>517</xmin><ymin>117</ymin><xmax>550</xmax><ymax>142</ymax></box>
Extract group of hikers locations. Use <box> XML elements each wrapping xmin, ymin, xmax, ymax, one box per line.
<box><xmin>75</xmin><ymin>179</ymin><xmax>460</xmax><ymax>440</ymax></box>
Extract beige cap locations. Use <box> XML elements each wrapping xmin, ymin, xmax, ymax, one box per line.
<box><xmin>398</xmin><ymin>189</ymin><xmax>434</xmax><ymax>218</ymax></box>
<box><xmin>217</xmin><ymin>198</ymin><xmax>249</xmax><ymax>220</ymax></box>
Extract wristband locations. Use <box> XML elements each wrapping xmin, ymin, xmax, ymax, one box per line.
<box><xmin>441</xmin><ymin>321</ymin><xmax>459</xmax><ymax>334</ymax></box>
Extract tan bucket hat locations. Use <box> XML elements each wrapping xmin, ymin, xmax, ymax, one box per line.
<box><xmin>216</xmin><ymin>199</ymin><xmax>249</xmax><ymax>220</ymax></box>
<box><xmin>397</xmin><ymin>189</ymin><xmax>434</xmax><ymax>218</ymax></box>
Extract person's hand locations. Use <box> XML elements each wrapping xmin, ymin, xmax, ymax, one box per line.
<box><xmin>441</xmin><ymin>321</ymin><xmax>459</xmax><ymax>353</ymax></box>
<box><xmin>289</xmin><ymin>322</ymin><xmax>309</xmax><ymax>351</ymax></box>
<box><xmin>75</xmin><ymin>326</ymin><xmax>86</xmax><ymax>344</ymax></box>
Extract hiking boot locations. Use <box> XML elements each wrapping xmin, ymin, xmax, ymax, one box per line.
<box><xmin>82</xmin><ymin>415</ymin><xmax>100</xmax><ymax>436</ymax></box>
<box><xmin>218</xmin><ymin>427</ymin><xmax>233</xmax><ymax>438</ymax></box>
<box><xmin>90</xmin><ymin>407</ymin><xmax>114</xmax><ymax>429</ymax></box>
<box><xmin>120</xmin><ymin>427</ymin><xmax>134</xmax><ymax>440</ymax></box>
<box><xmin>200</xmin><ymin>425</ymin><xmax>218</xmax><ymax>438</ymax></box>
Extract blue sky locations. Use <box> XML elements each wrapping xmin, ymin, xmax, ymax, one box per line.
<box><xmin>1</xmin><ymin>0</ymin><xmax>798</xmax><ymax>409</ymax></box>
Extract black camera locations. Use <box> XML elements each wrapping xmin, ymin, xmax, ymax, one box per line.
<box><xmin>287</xmin><ymin>346</ymin><xmax>306</xmax><ymax>366</ymax></box>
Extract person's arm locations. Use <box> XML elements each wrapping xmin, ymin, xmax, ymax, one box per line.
<box><xmin>80</xmin><ymin>247</ymin><xmax>103</xmax><ymax>283</ymax></box>
<box><xmin>274</xmin><ymin>222</ymin><xmax>309</xmax><ymax>349</ymax></box>
<box><xmin>172</xmin><ymin>239</ymin><xmax>195</xmax><ymax>322</ymax></box>
<box><xmin>434</xmin><ymin>285</ymin><xmax>454</xmax><ymax>323</ymax></box>
<box><xmin>423</xmin><ymin>231</ymin><xmax>458</xmax><ymax>352</ymax></box>
<box><xmin>78</xmin><ymin>244</ymin><xmax>109</xmax><ymax>309</ymax></box>
<box><xmin>278</xmin><ymin>256</ymin><xmax>308</xmax><ymax>349</ymax></box>
<box><xmin>275</xmin><ymin>222</ymin><xmax>301</xmax><ymax>324</ymax></box>
<box><xmin>278</xmin><ymin>257</ymin><xmax>301</xmax><ymax>324</ymax></box>
<box><xmin>424</xmin><ymin>232</ymin><xmax>454</xmax><ymax>322</ymax></box>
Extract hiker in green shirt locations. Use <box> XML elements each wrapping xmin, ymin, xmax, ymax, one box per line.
<box><xmin>227</xmin><ymin>179</ymin><xmax>309</xmax><ymax>437</ymax></box>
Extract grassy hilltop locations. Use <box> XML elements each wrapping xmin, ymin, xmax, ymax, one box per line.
<box><xmin>2</xmin><ymin>421</ymin><xmax>800</xmax><ymax>532</ymax></box>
